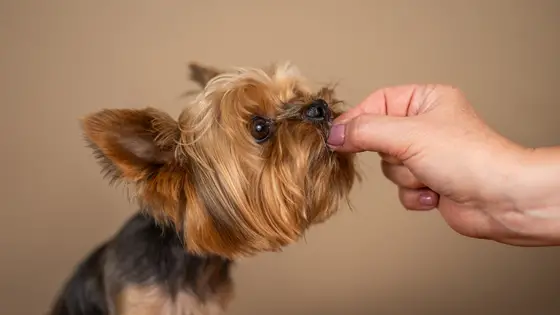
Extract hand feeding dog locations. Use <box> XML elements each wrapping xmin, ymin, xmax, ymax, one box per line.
<box><xmin>49</xmin><ymin>61</ymin><xmax>360</xmax><ymax>315</ymax></box>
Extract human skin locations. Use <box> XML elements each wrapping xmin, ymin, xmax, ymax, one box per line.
<box><xmin>327</xmin><ymin>84</ymin><xmax>560</xmax><ymax>246</ymax></box>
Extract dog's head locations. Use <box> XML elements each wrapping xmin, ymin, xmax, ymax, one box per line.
<box><xmin>82</xmin><ymin>62</ymin><xmax>359</xmax><ymax>259</ymax></box>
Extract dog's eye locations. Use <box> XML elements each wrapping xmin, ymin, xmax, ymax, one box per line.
<box><xmin>250</xmin><ymin>116</ymin><xmax>272</xmax><ymax>143</ymax></box>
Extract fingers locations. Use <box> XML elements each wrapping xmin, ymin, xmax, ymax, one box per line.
<box><xmin>334</xmin><ymin>84</ymin><xmax>429</xmax><ymax>125</ymax></box>
<box><xmin>327</xmin><ymin>85</ymin><xmax>431</xmax><ymax>154</ymax></box>
<box><xmin>329</xmin><ymin>84</ymin><xmax>453</xmax><ymax>154</ymax></box>
<box><xmin>380</xmin><ymin>160</ymin><xmax>425</xmax><ymax>189</ymax></box>
<box><xmin>327</xmin><ymin>113</ymin><xmax>418</xmax><ymax>156</ymax></box>
<box><xmin>378</xmin><ymin>152</ymin><xmax>401</xmax><ymax>165</ymax></box>
<box><xmin>398</xmin><ymin>187</ymin><xmax>439</xmax><ymax>211</ymax></box>
<box><xmin>436</xmin><ymin>199</ymin><xmax>493</xmax><ymax>239</ymax></box>
<box><xmin>379</xmin><ymin>156</ymin><xmax>438</xmax><ymax>210</ymax></box>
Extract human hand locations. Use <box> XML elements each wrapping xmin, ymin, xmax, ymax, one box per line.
<box><xmin>327</xmin><ymin>85</ymin><xmax>560</xmax><ymax>246</ymax></box>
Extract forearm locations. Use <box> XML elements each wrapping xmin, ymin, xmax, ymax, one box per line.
<box><xmin>505</xmin><ymin>146</ymin><xmax>560</xmax><ymax>245</ymax></box>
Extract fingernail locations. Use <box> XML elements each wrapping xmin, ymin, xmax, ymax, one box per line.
<box><xmin>327</xmin><ymin>124</ymin><xmax>345</xmax><ymax>146</ymax></box>
<box><xmin>419</xmin><ymin>192</ymin><xmax>435</xmax><ymax>206</ymax></box>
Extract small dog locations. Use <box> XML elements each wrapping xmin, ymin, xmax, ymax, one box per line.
<box><xmin>49</xmin><ymin>61</ymin><xmax>359</xmax><ymax>315</ymax></box>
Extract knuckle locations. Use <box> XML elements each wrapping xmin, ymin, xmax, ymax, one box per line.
<box><xmin>379</xmin><ymin>152</ymin><xmax>402</xmax><ymax>165</ymax></box>
<box><xmin>381</xmin><ymin>161</ymin><xmax>424</xmax><ymax>189</ymax></box>
<box><xmin>402</xmin><ymin>172</ymin><xmax>424</xmax><ymax>189</ymax></box>
<box><xmin>346</xmin><ymin>116</ymin><xmax>367</xmax><ymax>149</ymax></box>
<box><xmin>380</xmin><ymin>160</ymin><xmax>399</xmax><ymax>182</ymax></box>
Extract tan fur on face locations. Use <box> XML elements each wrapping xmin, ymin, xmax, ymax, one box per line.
<box><xmin>82</xmin><ymin>61</ymin><xmax>359</xmax><ymax>259</ymax></box>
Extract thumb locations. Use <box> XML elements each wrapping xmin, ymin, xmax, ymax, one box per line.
<box><xmin>327</xmin><ymin>113</ymin><xmax>419</xmax><ymax>156</ymax></box>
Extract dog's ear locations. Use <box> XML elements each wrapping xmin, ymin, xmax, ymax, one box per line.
<box><xmin>81</xmin><ymin>108</ymin><xmax>186</xmax><ymax>221</ymax></box>
<box><xmin>188</xmin><ymin>62</ymin><xmax>223</xmax><ymax>88</ymax></box>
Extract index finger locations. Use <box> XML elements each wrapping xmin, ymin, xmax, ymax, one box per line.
<box><xmin>334</xmin><ymin>84</ymin><xmax>425</xmax><ymax>125</ymax></box>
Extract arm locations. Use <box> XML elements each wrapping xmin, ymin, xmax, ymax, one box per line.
<box><xmin>502</xmin><ymin>146</ymin><xmax>560</xmax><ymax>246</ymax></box>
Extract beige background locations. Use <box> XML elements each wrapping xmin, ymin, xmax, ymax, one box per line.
<box><xmin>2</xmin><ymin>1</ymin><xmax>560</xmax><ymax>314</ymax></box>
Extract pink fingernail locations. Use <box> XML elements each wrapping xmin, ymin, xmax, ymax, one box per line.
<box><xmin>419</xmin><ymin>193</ymin><xmax>435</xmax><ymax>206</ymax></box>
<box><xmin>327</xmin><ymin>124</ymin><xmax>345</xmax><ymax>146</ymax></box>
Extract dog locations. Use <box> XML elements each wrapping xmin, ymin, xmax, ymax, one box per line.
<box><xmin>48</xmin><ymin>61</ymin><xmax>360</xmax><ymax>315</ymax></box>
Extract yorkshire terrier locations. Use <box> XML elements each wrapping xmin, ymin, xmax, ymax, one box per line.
<box><xmin>49</xmin><ymin>61</ymin><xmax>359</xmax><ymax>315</ymax></box>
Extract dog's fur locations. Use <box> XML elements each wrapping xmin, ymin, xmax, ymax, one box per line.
<box><xmin>49</xmin><ymin>61</ymin><xmax>359</xmax><ymax>315</ymax></box>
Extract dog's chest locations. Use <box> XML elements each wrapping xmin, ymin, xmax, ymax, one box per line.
<box><xmin>169</xmin><ymin>292</ymin><xmax>226</xmax><ymax>315</ymax></box>
<box><xmin>116</xmin><ymin>285</ymin><xmax>229</xmax><ymax>315</ymax></box>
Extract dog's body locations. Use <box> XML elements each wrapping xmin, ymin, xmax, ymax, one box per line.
<box><xmin>49</xmin><ymin>62</ymin><xmax>359</xmax><ymax>315</ymax></box>
<box><xmin>50</xmin><ymin>211</ymin><xmax>232</xmax><ymax>315</ymax></box>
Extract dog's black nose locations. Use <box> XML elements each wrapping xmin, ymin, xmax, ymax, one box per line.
<box><xmin>304</xmin><ymin>99</ymin><xmax>330</xmax><ymax>122</ymax></box>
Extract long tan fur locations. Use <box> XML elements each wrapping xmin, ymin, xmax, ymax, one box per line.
<box><xmin>81</xmin><ymin>61</ymin><xmax>359</xmax><ymax>259</ymax></box>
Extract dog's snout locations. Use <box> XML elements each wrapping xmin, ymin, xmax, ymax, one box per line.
<box><xmin>304</xmin><ymin>99</ymin><xmax>331</xmax><ymax>122</ymax></box>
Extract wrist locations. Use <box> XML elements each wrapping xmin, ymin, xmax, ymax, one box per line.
<box><xmin>499</xmin><ymin>146</ymin><xmax>560</xmax><ymax>245</ymax></box>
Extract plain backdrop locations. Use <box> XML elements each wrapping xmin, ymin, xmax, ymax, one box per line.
<box><xmin>1</xmin><ymin>1</ymin><xmax>560</xmax><ymax>314</ymax></box>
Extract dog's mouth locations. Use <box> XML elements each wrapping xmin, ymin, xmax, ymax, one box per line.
<box><xmin>276</xmin><ymin>98</ymin><xmax>335</xmax><ymax>145</ymax></box>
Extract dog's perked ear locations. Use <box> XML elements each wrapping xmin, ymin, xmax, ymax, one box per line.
<box><xmin>188</xmin><ymin>62</ymin><xmax>223</xmax><ymax>88</ymax></box>
<box><xmin>81</xmin><ymin>108</ymin><xmax>186</xmax><ymax>222</ymax></box>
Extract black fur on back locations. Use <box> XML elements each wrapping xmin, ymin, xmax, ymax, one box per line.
<box><xmin>49</xmin><ymin>242</ymin><xmax>109</xmax><ymax>315</ymax></box>
<box><xmin>48</xmin><ymin>211</ymin><xmax>233</xmax><ymax>315</ymax></box>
